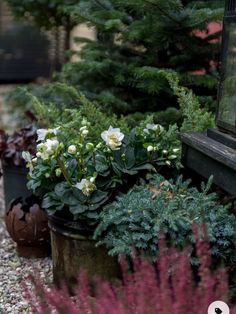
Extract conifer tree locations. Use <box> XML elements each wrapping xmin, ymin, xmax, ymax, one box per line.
<box><xmin>59</xmin><ymin>0</ymin><xmax>223</xmax><ymax>115</ymax></box>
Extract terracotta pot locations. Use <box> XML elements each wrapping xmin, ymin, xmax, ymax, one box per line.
<box><xmin>5</xmin><ymin>196</ymin><xmax>50</xmax><ymax>258</ymax></box>
<box><xmin>48</xmin><ymin>214</ymin><xmax>120</xmax><ymax>288</ymax></box>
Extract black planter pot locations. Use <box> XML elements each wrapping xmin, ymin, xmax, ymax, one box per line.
<box><xmin>48</xmin><ymin>214</ymin><xmax>121</xmax><ymax>288</ymax></box>
<box><xmin>2</xmin><ymin>164</ymin><xmax>31</xmax><ymax>210</ymax></box>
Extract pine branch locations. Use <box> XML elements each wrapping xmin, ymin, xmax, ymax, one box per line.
<box><xmin>143</xmin><ymin>0</ymin><xmax>182</xmax><ymax>27</ymax></box>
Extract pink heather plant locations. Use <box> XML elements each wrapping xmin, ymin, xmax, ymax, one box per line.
<box><xmin>24</xmin><ymin>228</ymin><xmax>236</xmax><ymax>314</ymax></box>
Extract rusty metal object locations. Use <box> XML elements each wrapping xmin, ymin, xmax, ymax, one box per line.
<box><xmin>48</xmin><ymin>217</ymin><xmax>120</xmax><ymax>288</ymax></box>
<box><xmin>5</xmin><ymin>196</ymin><xmax>50</xmax><ymax>258</ymax></box>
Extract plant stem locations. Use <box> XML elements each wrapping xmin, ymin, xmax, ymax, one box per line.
<box><xmin>93</xmin><ymin>152</ymin><xmax>96</xmax><ymax>167</ymax></box>
<box><xmin>57</xmin><ymin>158</ymin><xmax>73</xmax><ymax>186</ymax></box>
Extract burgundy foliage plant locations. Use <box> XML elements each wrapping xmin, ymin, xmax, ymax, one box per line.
<box><xmin>0</xmin><ymin>125</ymin><xmax>37</xmax><ymax>166</ymax></box>
<box><xmin>24</xmin><ymin>226</ymin><xmax>236</xmax><ymax>314</ymax></box>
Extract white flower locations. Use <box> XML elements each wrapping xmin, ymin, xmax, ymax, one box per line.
<box><xmin>101</xmin><ymin>126</ymin><xmax>124</xmax><ymax>150</ymax></box>
<box><xmin>165</xmin><ymin>160</ymin><xmax>171</xmax><ymax>166</ymax></box>
<box><xmin>45</xmin><ymin>139</ymin><xmax>59</xmax><ymax>152</ymax></box>
<box><xmin>36</xmin><ymin>152</ymin><xmax>42</xmax><ymax>158</ymax></box>
<box><xmin>68</xmin><ymin>145</ymin><xmax>77</xmax><ymax>154</ymax></box>
<box><xmin>162</xmin><ymin>149</ymin><xmax>168</xmax><ymax>155</ymax></box>
<box><xmin>37</xmin><ymin>127</ymin><xmax>59</xmax><ymax>142</ymax></box>
<box><xmin>75</xmin><ymin>179</ymin><xmax>96</xmax><ymax>196</ymax></box>
<box><xmin>144</xmin><ymin>124</ymin><xmax>164</xmax><ymax>134</ymax></box>
<box><xmin>147</xmin><ymin>145</ymin><xmax>154</xmax><ymax>152</ymax></box>
<box><xmin>36</xmin><ymin>139</ymin><xmax>60</xmax><ymax>160</ymax></box>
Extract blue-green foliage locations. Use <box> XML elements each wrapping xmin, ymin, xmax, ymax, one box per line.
<box><xmin>95</xmin><ymin>174</ymin><xmax>236</xmax><ymax>263</ymax></box>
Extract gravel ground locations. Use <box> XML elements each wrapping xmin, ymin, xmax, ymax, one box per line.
<box><xmin>0</xmin><ymin>88</ymin><xmax>53</xmax><ymax>314</ymax></box>
<box><xmin>0</xmin><ymin>174</ymin><xmax>53</xmax><ymax>314</ymax></box>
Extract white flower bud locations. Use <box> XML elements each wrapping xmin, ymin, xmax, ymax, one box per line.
<box><xmin>32</xmin><ymin>158</ymin><xmax>38</xmax><ymax>164</ymax></box>
<box><xmin>162</xmin><ymin>150</ymin><xmax>168</xmax><ymax>155</ymax></box>
<box><xmin>90</xmin><ymin>177</ymin><xmax>95</xmax><ymax>183</ymax></box>
<box><xmin>80</xmin><ymin>126</ymin><xmax>87</xmax><ymax>132</ymax></box>
<box><xmin>81</xmin><ymin>129</ymin><xmax>89</xmax><ymax>136</ymax></box>
<box><xmin>68</xmin><ymin>145</ymin><xmax>77</xmax><ymax>154</ymax></box>
<box><xmin>86</xmin><ymin>143</ymin><xmax>94</xmax><ymax>151</ymax></box>
<box><xmin>147</xmin><ymin>145</ymin><xmax>154</xmax><ymax>152</ymax></box>
<box><xmin>81</xmin><ymin>118</ymin><xmax>88</xmax><ymax>126</ymax></box>
<box><xmin>172</xmin><ymin>148</ymin><xmax>180</xmax><ymax>153</ymax></box>
<box><xmin>165</xmin><ymin>160</ymin><xmax>171</xmax><ymax>166</ymax></box>
<box><xmin>55</xmin><ymin>168</ymin><xmax>62</xmax><ymax>177</ymax></box>
<box><xmin>168</xmin><ymin>155</ymin><xmax>177</xmax><ymax>160</ymax></box>
<box><xmin>45</xmin><ymin>173</ymin><xmax>50</xmax><ymax>178</ymax></box>
<box><xmin>96</xmin><ymin>142</ymin><xmax>102</xmax><ymax>149</ymax></box>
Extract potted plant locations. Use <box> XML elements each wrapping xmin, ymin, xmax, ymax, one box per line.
<box><xmin>24</xmin><ymin>119</ymin><xmax>179</xmax><ymax>285</ymax></box>
<box><xmin>0</xmin><ymin>125</ymin><xmax>37</xmax><ymax>209</ymax></box>
<box><xmin>0</xmin><ymin>125</ymin><xmax>51</xmax><ymax>257</ymax></box>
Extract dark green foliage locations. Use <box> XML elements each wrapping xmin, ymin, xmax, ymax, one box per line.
<box><xmin>5</xmin><ymin>0</ymin><xmax>78</xmax><ymax>30</ymax></box>
<box><xmin>30</xmin><ymin>92</ymin><xmax>129</xmax><ymax>139</ymax></box>
<box><xmin>7</xmin><ymin>68</ymin><xmax>214</xmax><ymax>134</ymax></box>
<box><xmin>57</xmin><ymin>0</ymin><xmax>223</xmax><ymax>114</ymax></box>
<box><xmin>158</xmin><ymin>69</ymin><xmax>215</xmax><ymax>131</ymax></box>
<box><xmin>94</xmin><ymin>174</ymin><xmax>236</xmax><ymax>264</ymax></box>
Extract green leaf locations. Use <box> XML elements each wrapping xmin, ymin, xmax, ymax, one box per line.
<box><xmin>95</xmin><ymin>154</ymin><xmax>109</xmax><ymax>173</ymax></box>
<box><xmin>54</xmin><ymin>182</ymin><xmax>68</xmax><ymax>197</ymax></box>
<box><xmin>121</xmin><ymin>168</ymin><xmax>138</xmax><ymax>175</ymax></box>
<box><xmin>63</xmin><ymin>192</ymin><xmax>80</xmax><ymax>206</ymax></box>
<box><xmin>72</xmin><ymin>187</ymin><xmax>87</xmax><ymax>203</ymax></box>
<box><xmin>111</xmin><ymin>161</ymin><xmax>122</xmax><ymax>176</ymax></box>
<box><xmin>132</xmin><ymin>163</ymin><xmax>155</xmax><ymax>171</ymax></box>
<box><xmin>89</xmin><ymin>190</ymin><xmax>109</xmax><ymax>204</ymax></box>
<box><xmin>42</xmin><ymin>194</ymin><xmax>60</xmax><ymax>209</ymax></box>
<box><xmin>125</xmin><ymin>147</ymin><xmax>136</xmax><ymax>169</ymax></box>
<box><xmin>70</xmin><ymin>204</ymin><xmax>88</xmax><ymax>215</ymax></box>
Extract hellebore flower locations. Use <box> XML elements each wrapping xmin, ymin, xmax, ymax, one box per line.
<box><xmin>101</xmin><ymin>126</ymin><xmax>124</xmax><ymax>150</ymax></box>
<box><xmin>75</xmin><ymin>179</ymin><xmax>96</xmax><ymax>196</ymax></box>
<box><xmin>36</xmin><ymin>127</ymin><xmax>59</xmax><ymax>142</ymax></box>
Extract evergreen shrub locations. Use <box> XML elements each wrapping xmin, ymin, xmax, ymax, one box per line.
<box><xmin>94</xmin><ymin>174</ymin><xmax>236</xmax><ymax>264</ymax></box>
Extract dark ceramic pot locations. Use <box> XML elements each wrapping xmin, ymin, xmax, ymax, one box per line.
<box><xmin>5</xmin><ymin>196</ymin><xmax>50</xmax><ymax>258</ymax></box>
<box><xmin>48</xmin><ymin>214</ymin><xmax>120</xmax><ymax>287</ymax></box>
<box><xmin>2</xmin><ymin>164</ymin><xmax>31</xmax><ymax>210</ymax></box>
